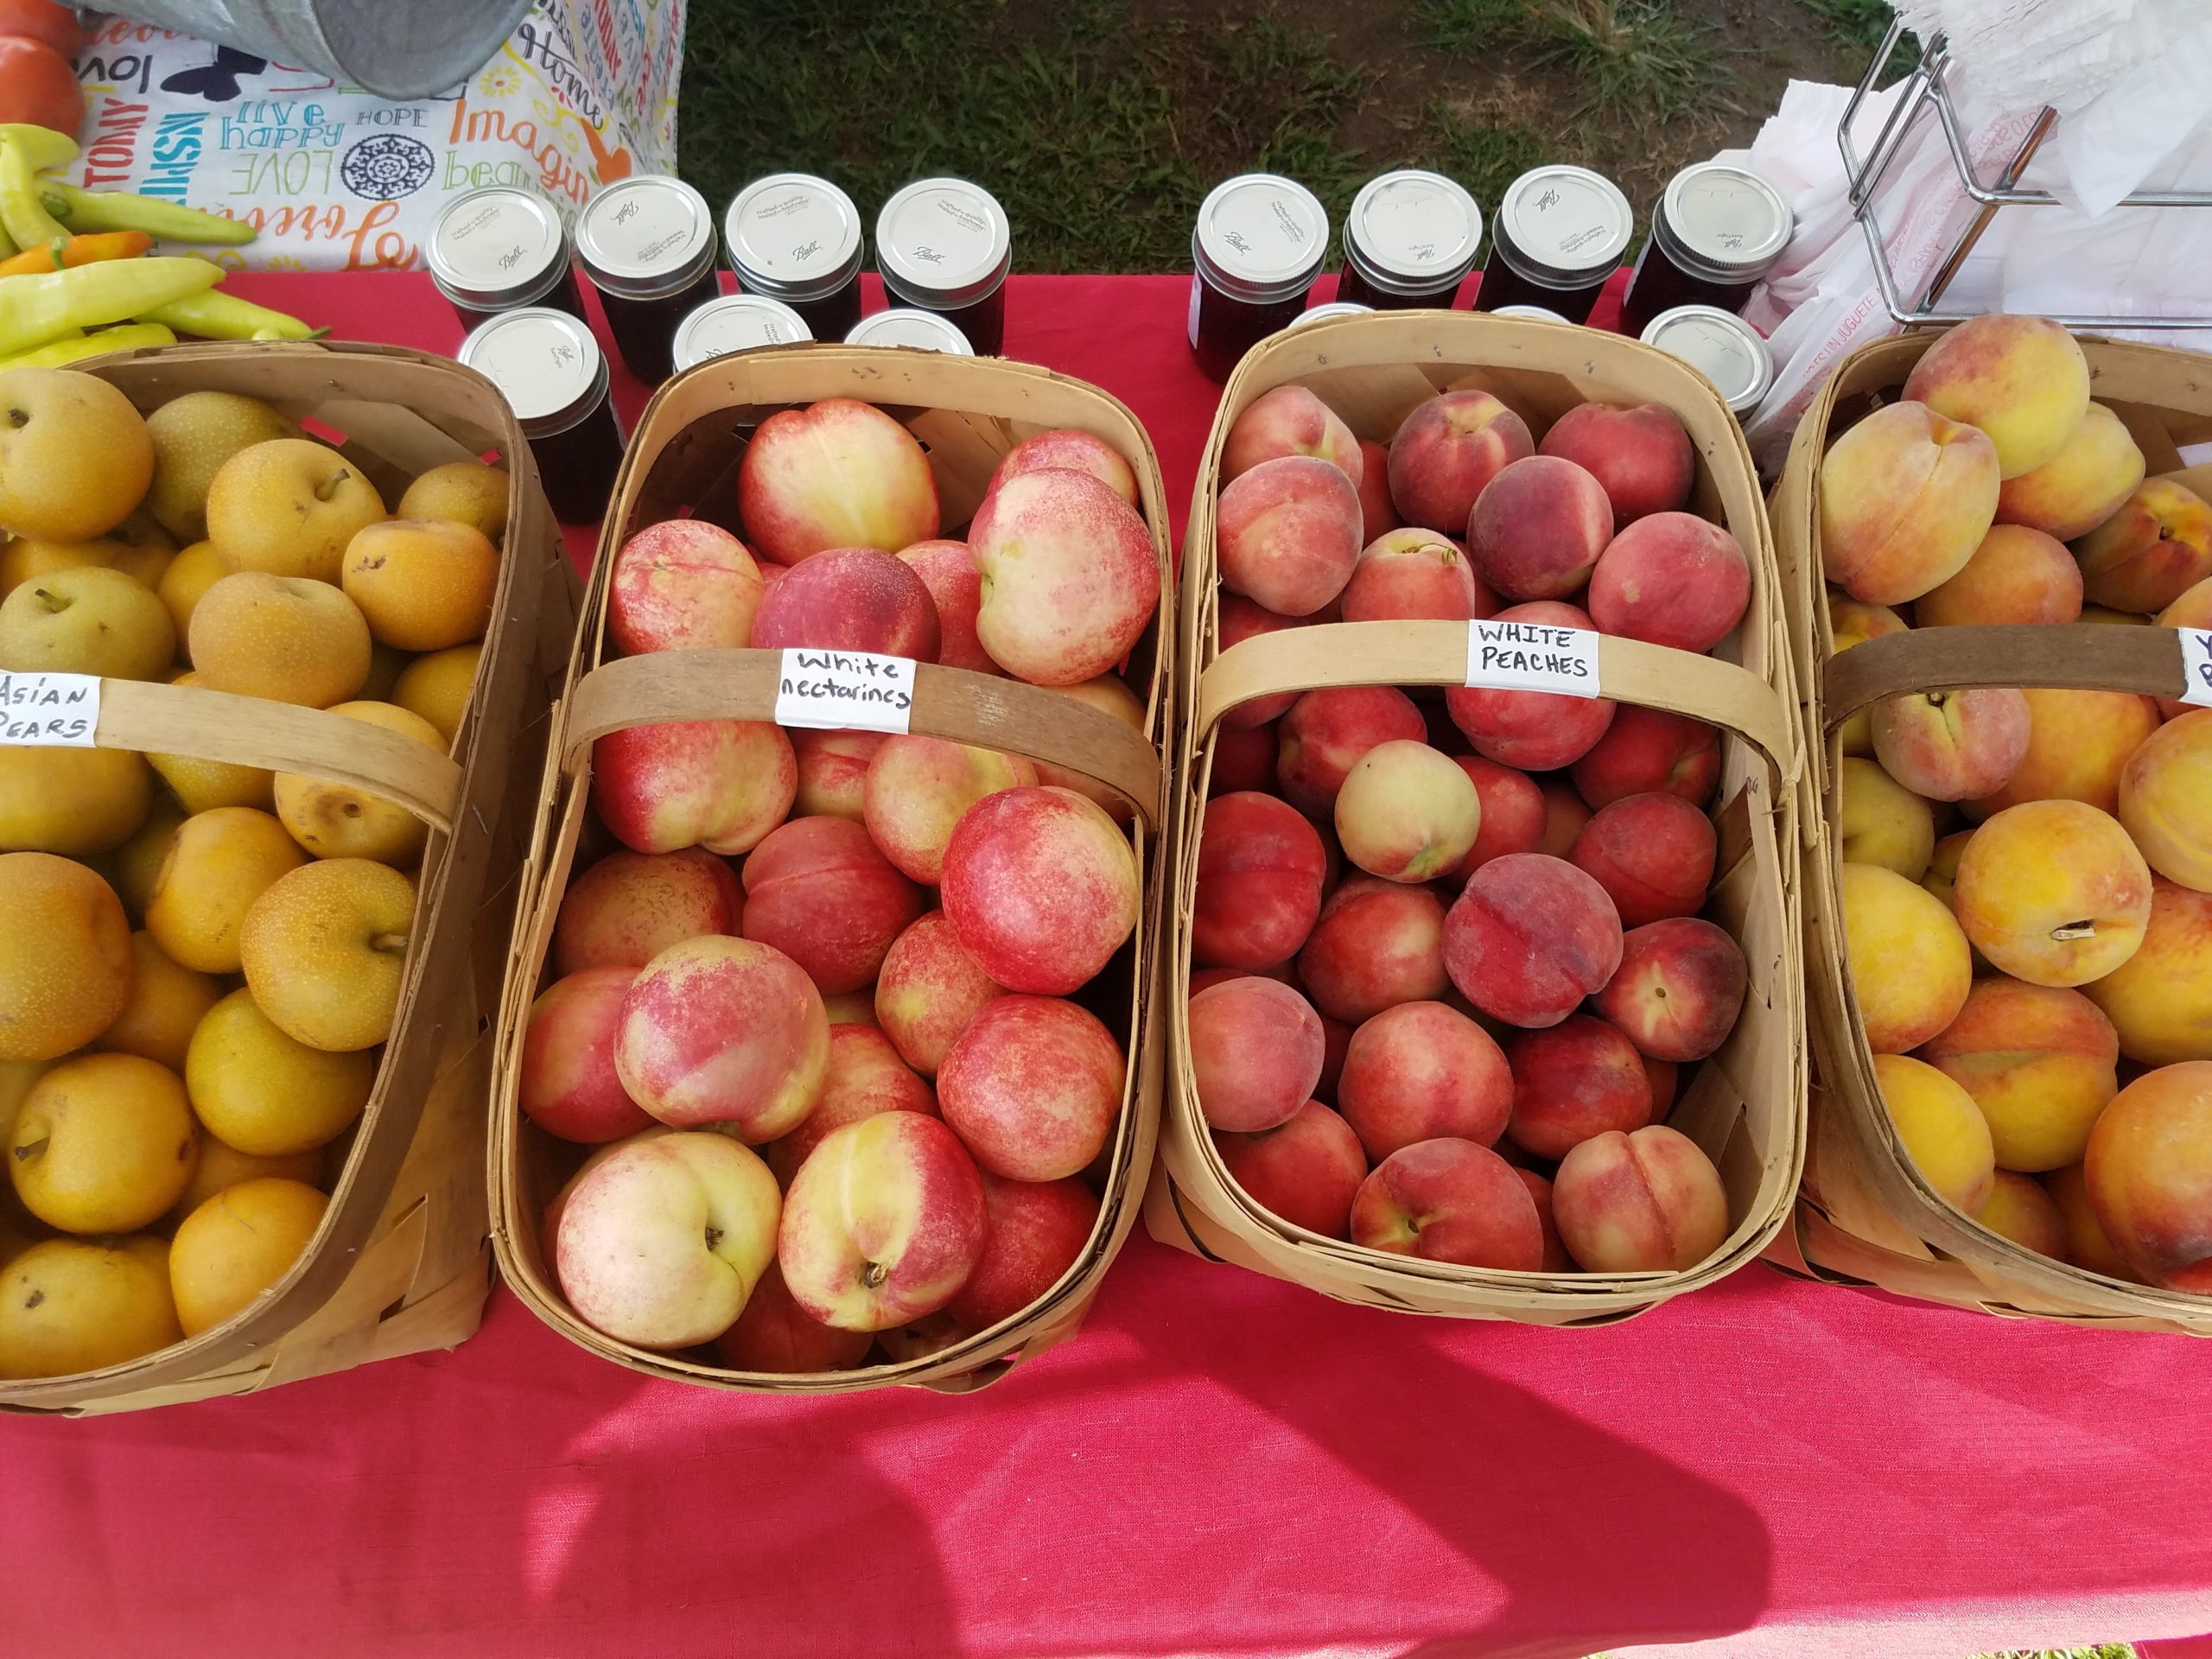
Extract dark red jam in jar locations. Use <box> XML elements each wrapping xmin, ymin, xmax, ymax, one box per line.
<box><xmin>1337</xmin><ymin>168</ymin><xmax>1481</xmax><ymax>310</ymax></box>
<box><xmin>672</xmin><ymin>294</ymin><xmax>812</xmax><ymax>372</ymax></box>
<box><xmin>575</xmin><ymin>174</ymin><xmax>722</xmax><ymax>384</ymax></box>
<box><xmin>1472</xmin><ymin>164</ymin><xmax>1634</xmax><ymax>324</ymax></box>
<box><xmin>426</xmin><ymin>187</ymin><xmax>584</xmax><ymax>334</ymax></box>
<box><xmin>874</xmin><ymin>176</ymin><xmax>1011</xmax><ymax>355</ymax></box>
<box><xmin>1640</xmin><ymin>304</ymin><xmax>1775</xmax><ymax>421</ymax></box>
<box><xmin>723</xmin><ymin>173</ymin><xmax>866</xmax><ymax>346</ymax></box>
<box><xmin>1618</xmin><ymin>162</ymin><xmax>1793</xmax><ymax>339</ymax></box>
<box><xmin>845</xmin><ymin>308</ymin><xmax>975</xmax><ymax>353</ymax></box>
<box><xmin>1189</xmin><ymin>174</ymin><xmax>1328</xmax><ymax>383</ymax></box>
<box><xmin>460</xmin><ymin>308</ymin><xmax>623</xmax><ymax>526</ymax></box>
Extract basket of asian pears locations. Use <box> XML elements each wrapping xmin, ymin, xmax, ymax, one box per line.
<box><xmin>0</xmin><ymin>340</ymin><xmax>561</xmax><ymax>1410</ymax></box>
<box><xmin>493</xmin><ymin>344</ymin><xmax>1172</xmax><ymax>1393</ymax></box>
<box><xmin>1777</xmin><ymin>314</ymin><xmax>2212</xmax><ymax>1333</ymax></box>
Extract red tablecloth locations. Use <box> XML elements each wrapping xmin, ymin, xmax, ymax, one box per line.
<box><xmin>3</xmin><ymin>271</ymin><xmax>2209</xmax><ymax>1659</ymax></box>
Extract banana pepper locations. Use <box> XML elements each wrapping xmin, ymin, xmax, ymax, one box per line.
<box><xmin>0</xmin><ymin>323</ymin><xmax>176</xmax><ymax>369</ymax></box>
<box><xmin>0</xmin><ymin>140</ymin><xmax>67</xmax><ymax>251</ymax></box>
<box><xmin>137</xmin><ymin>288</ymin><xmax>316</xmax><ymax>341</ymax></box>
<box><xmin>0</xmin><ymin>257</ymin><xmax>221</xmax><ymax>356</ymax></box>
<box><xmin>41</xmin><ymin>181</ymin><xmax>256</xmax><ymax>247</ymax></box>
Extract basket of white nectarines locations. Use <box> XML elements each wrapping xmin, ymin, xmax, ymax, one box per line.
<box><xmin>0</xmin><ymin>342</ymin><xmax>568</xmax><ymax>1410</ymax></box>
<box><xmin>1777</xmin><ymin>318</ymin><xmax>2212</xmax><ymax>1334</ymax></box>
<box><xmin>1143</xmin><ymin>310</ymin><xmax>1806</xmax><ymax>1322</ymax></box>
<box><xmin>493</xmin><ymin>345</ymin><xmax>1173</xmax><ymax>1391</ymax></box>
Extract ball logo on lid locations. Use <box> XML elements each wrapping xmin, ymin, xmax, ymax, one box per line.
<box><xmin>791</xmin><ymin>238</ymin><xmax>820</xmax><ymax>264</ymax></box>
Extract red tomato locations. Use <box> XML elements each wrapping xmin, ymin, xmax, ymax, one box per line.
<box><xmin>0</xmin><ymin>0</ymin><xmax>83</xmax><ymax>61</ymax></box>
<box><xmin>0</xmin><ymin>36</ymin><xmax>79</xmax><ymax>140</ymax></box>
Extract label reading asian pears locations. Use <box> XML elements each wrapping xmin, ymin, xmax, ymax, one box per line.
<box><xmin>1465</xmin><ymin>618</ymin><xmax>1601</xmax><ymax>699</ymax></box>
<box><xmin>773</xmin><ymin>649</ymin><xmax>918</xmax><ymax>734</ymax></box>
<box><xmin>2177</xmin><ymin>627</ymin><xmax>2212</xmax><ymax>709</ymax></box>
<box><xmin>0</xmin><ymin>671</ymin><xmax>99</xmax><ymax>745</ymax></box>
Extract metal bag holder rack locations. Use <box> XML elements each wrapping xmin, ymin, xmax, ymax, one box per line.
<box><xmin>1840</xmin><ymin>18</ymin><xmax>2212</xmax><ymax>330</ymax></box>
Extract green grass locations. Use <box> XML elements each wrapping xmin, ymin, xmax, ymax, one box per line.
<box><xmin>1417</xmin><ymin>0</ymin><xmax>1736</xmax><ymax>127</ymax></box>
<box><xmin>1798</xmin><ymin>0</ymin><xmax>1921</xmax><ymax>79</ymax></box>
<box><xmin>677</xmin><ymin>0</ymin><xmax>1548</xmax><ymax>273</ymax></box>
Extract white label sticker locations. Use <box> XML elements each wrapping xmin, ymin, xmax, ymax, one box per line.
<box><xmin>773</xmin><ymin>648</ymin><xmax>918</xmax><ymax>734</ymax></box>
<box><xmin>1465</xmin><ymin>619</ymin><xmax>1602</xmax><ymax>699</ymax></box>
<box><xmin>2177</xmin><ymin>628</ymin><xmax>2212</xmax><ymax>709</ymax></box>
<box><xmin>0</xmin><ymin>671</ymin><xmax>99</xmax><ymax>746</ymax></box>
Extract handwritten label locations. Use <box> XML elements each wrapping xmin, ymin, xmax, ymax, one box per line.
<box><xmin>774</xmin><ymin>649</ymin><xmax>918</xmax><ymax>734</ymax></box>
<box><xmin>1465</xmin><ymin>619</ymin><xmax>1601</xmax><ymax>699</ymax></box>
<box><xmin>0</xmin><ymin>671</ymin><xmax>99</xmax><ymax>746</ymax></box>
<box><xmin>2179</xmin><ymin>628</ymin><xmax>2212</xmax><ymax>709</ymax></box>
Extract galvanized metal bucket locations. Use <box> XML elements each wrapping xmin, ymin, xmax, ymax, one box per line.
<box><xmin>103</xmin><ymin>0</ymin><xmax>537</xmax><ymax>99</ymax></box>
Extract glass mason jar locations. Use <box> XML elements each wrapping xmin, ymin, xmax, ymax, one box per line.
<box><xmin>459</xmin><ymin>307</ymin><xmax>622</xmax><ymax>526</ymax></box>
<box><xmin>1618</xmin><ymin>161</ymin><xmax>1793</xmax><ymax>339</ymax></box>
<box><xmin>1639</xmin><ymin>303</ymin><xmax>1775</xmax><ymax>419</ymax></box>
<box><xmin>844</xmin><ymin>308</ymin><xmax>975</xmax><ymax>353</ymax></box>
<box><xmin>723</xmin><ymin>172</ymin><xmax>867</xmax><ymax>345</ymax></box>
<box><xmin>1188</xmin><ymin>173</ymin><xmax>1329</xmax><ymax>382</ymax></box>
<box><xmin>425</xmin><ymin>186</ymin><xmax>584</xmax><ymax>333</ymax></box>
<box><xmin>874</xmin><ymin>176</ymin><xmax>1011</xmax><ymax>355</ymax></box>
<box><xmin>1472</xmin><ymin>164</ymin><xmax>1634</xmax><ymax>324</ymax></box>
<box><xmin>671</xmin><ymin>293</ymin><xmax>812</xmax><ymax>372</ymax></box>
<box><xmin>1336</xmin><ymin>168</ymin><xmax>1481</xmax><ymax>310</ymax></box>
<box><xmin>575</xmin><ymin>174</ymin><xmax>723</xmax><ymax>385</ymax></box>
<box><xmin>1289</xmin><ymin>301</ymin><xmax>1374</xmax><ymax>328</ymax></box>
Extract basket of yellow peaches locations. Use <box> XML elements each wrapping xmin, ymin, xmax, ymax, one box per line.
<box><xmin>1776</xmin><ymin>316</ymin><xmax>2212</xmax><ymax>1334</ymax></box>
<box><xmin>0</xmin><ymin>344</ymin><xmax>565</xmax><ymax>1410</ymax></box>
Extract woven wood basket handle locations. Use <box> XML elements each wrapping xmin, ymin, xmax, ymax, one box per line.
<box><xmin>1195</xmin><ymin>620</ymin><xmax>1796</xmax><ymax>782</ymax></box>
<box><xmin>1821</xmin><ymin>624</ymin><xmax>2194</xmax><ymax>734</ymax></box>
<box><xmin>96</xmin><ymin>677</ymin><xmax>462</xmax><ymax>833</ymax></box>
<box><xmin>560</xmin><ymin>649</ymin><xmax>1164</xmax><ymax>830</ymax></box>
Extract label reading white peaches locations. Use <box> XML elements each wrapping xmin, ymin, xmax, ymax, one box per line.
<box><xmin>1465</xmin><ymin>619</ymin><xmax>1601</xmax><ymax>699</ymax></box>
<box><xmin>2177</xmin><ymin>628</ymin><xmax>2212</xmax><ymax>709</ymax></box>
<box><xmin>773</xmin><ymin>648</ymin><xmax>918</xmax><ymax>734</ymax></box>
<box><xmin>0</xmin><ymin>671</ymin><xmax>99</xmax><ymax>746</ymax></box>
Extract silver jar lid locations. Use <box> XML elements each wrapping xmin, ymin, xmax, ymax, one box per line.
<box><xmin>575</xmin><ymin>174</ymin><xmax>718</xmax><ymax>300</ymax></box>
<box><xmin>1657</xmin><ymin>162</ymin><xmax>1793</xmax><ymax>283</ymax></box>
<box><xmin>1493</xmin><ymin>164</ymin><xmax>1635</xmax><ymax>287</ymax></box>
<box><xmin>458</xmin><ymin>307</ymin><xmax>611</xmax><ymax>438</ymax></box>
<box><xmin>1492</xmin><ymin>303</ymin><xmax>1571</xmax><ymax>323</ymax></box>
<box><xmin>875</xmin><ymin>176</ymin><xmax>1011</xmax><ymax>309</ymax></box>
<box><xmin>426</xmin><ymin>187</ymin><xmax>570</xmax><ymax>311</ymax></box>
<box><xmin>1192</xmin><ymin>174</ymin><xmax>1329</xmax><ymax>305</ymax></box>
<box><xmin>844</xmin><ymin>308</ymin><xmax>974</xmax><ymax>354</ymax></box>
<box><xmin>673</xmin><ymin>293</ymin><xmax>812</xmax><ymax>371</ymax></box>
<box><xmin>1289</xmin><ymin>301</ymin><xmax>1373</xmax><ymax>328</ymax></box>
<box><xmin>1344</xmin><ymin>169</ymin><xmax>1481</xmax><ymax>297</ymax></box>
<box><xmin>1641</xmin><ymin>304</ymin><xmax>1774</xmax><ymax>415</ymax></box>
<box><xmin>723</xmin><ymin>173</ymin><xmax>864</xmax><ymax>305</ymax></box>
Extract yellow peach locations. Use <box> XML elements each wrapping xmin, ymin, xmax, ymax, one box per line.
<box><xmin>1838</xmin><ymin>757</ymin><xmax>1935</xmax><ymax>879</ymax></box>
<box><xmin>1841</xmin><ymin>861</ymin><xmax>1973</xmax><ymax>1054</ymax></box>
<box><xmin>2073</xmin><ymin>479</ymin><xmax>2212</xmax><ymax>615</ymax></box>
<box><xmin>1974</xmin><ymin>1168</ymin><xmax>2069</xmax><ymax>1259</ymax></box>
<box><xmin>1873</xmin><ymin>1052</ymin><xmax>1995</xmax><ymax>1213</ymax></box>
<box><xmin>1950</xmin><ymin>801</ymin><xmax>2151</xmax><ymax>987</ymax></box>
<box><xmin>1819</xmin><ymin>402</ymin><xmax>2000</xmax><ymax>605</ymax></box>
<box><xmin>2044</xmin><ymin>1162</ymin><xmax>2139</xmax><ymax>1281</ymax></box>
<box><xmin>1995</xmin><ymin>402</ymin><xmax>2147</xmax><ymax>540</ymax></box>
<box><xmin>1901</xmin><ymin>314</ymin><xmax>2090</xmax><ymax>479</ymax></box>
<box><xmin>1918</xmin><ymin>978</ymin><xmax>2119</xmax><ymax>1171</ymax></box>
<box><xmin>1962</xmin><ymin>687</ymin><xmax>2158</xmax><ymax>821</ymax></box>
<box><xmin>2082</xmin><ymin>1061</ymin><xmax>2212</xmax><ymax>1290</ymax></box>
<box><xmin>2117</xmin><ymin>708</ymin><xmax>2212</xmax><ymax>891</ymax></box>
<box><xmin>2084</xmin><ymin>877</ymin><xmax>2212</xmax><ymax>1066</ymax></box>
<box><xmin>1912</xmin><ymin>524</ymin><xmax>2081</xmax><ymax>626</ymax></box>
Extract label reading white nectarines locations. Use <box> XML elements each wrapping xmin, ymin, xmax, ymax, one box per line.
<box><xmin>0</xmin><ymin>671</ymin><xmax>99</xmax><ymax>746</ymax></box>
<box><xmin>773</xmin><ymin>649</ymin><xmax>918</xmax><ymax>734</ymax></box>
<box><xmin>1464</xmin><ymin>620</ymin><xmax>1600</xmax><ymax>699</ymax></box>
<box><xmin>2177</xmin><ymin>629</ymin><xmax>2212</xmax><ymax>709</ymax></box>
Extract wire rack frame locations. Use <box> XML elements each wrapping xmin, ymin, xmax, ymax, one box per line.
<box><xmin>1838</xmin><ymin>17</ymin><xmax>2212</xmax><ymax>329</ymax></box>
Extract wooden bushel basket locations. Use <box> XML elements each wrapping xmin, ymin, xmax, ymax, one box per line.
<box><xmin>1770</xmin><ymin>330</ymin><xmax>2212</xmax><ymax>1335</ymax></box>
<box><xmin>1143</xmin><ymin>312</ymin><xmax>1807</xmax><ymax>1324</ymax></box>
<box><xmin>491</xmin><ymin>345</ymin><xmax>1173</xmax><ymax>1393</ymax></box>
<box><xmin>1</xmin><ymin>341</ymin><xmax>569</xmax><ymax>1413</ymax></box>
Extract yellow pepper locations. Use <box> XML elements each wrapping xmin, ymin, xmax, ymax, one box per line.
<box><xmin>138</xmin><ymin>288</ymin><xmax>315</xmax><ymax>341</ymax></box>
<box><xmin>0</xmin><ymin>257</ymin><xmax>221</xmax><ymax>356</ymax></box>
<box><xmin>0</xmin><ymin>126</ymin><xmax>79</xmax><ymax>172</ymax></box>
<box><xmin>41</xmin><ymin>182</ymin><xmax>257</xmax><ymax>247</ymax></box>
<box><xmin>0</xmin><ymin>140</ymin><xmax>67</xmax><ymax>251</ymax></box>
<box><xmin>0</xmin><ymin>324</ymin><xmax>175</xmax><ymax>369</ymax></box>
